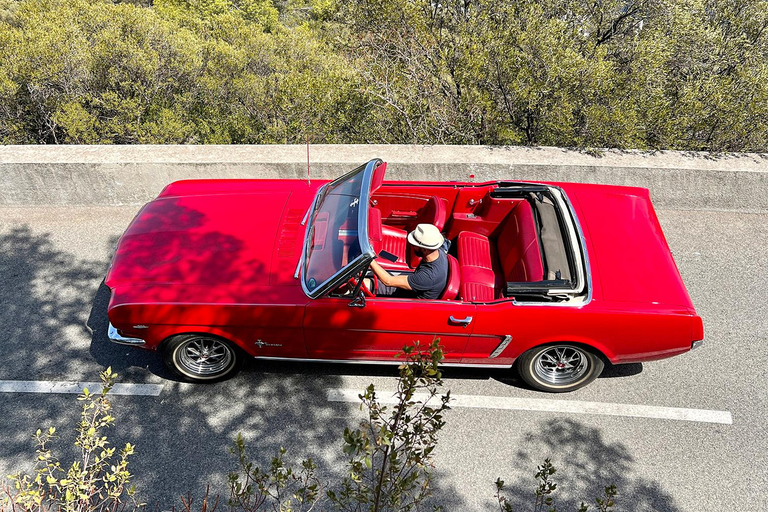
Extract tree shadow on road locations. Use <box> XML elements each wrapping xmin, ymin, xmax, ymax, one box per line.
<box><xmin>0</xmin><ymin>226</ymin><xmax>105</xmax><ymax>381</ymax></box>
<box><xmin>0</xmin><ymin>224</ymin><xmax>472</xmax><ymax>510</ymax></box>
<box><xmin>502</xmin><ymin>418</ymin><xmax>681</xmax><ymax>512</ymax></box>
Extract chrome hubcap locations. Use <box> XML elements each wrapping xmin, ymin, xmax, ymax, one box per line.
<box><xmin>177</xmin><ymin>337</ymin><xmax>233</xmax><ymax>376</ymax></box>
<box><xmin>533</xmin><ymin>346</ymin><xmax>589</xmax><ymax>385</ymax></box>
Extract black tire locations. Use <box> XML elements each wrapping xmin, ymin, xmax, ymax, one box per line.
<box><xmin>517</xmin><ymin>343</ymin><xmax>604</xmax><ymax>393</ymax></box>
<box><xmin>162</xmin><ymin>334</ymin><xmax>242</xmax><ymax>383</ymax></box>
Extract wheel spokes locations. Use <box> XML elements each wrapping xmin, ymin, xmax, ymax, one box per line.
<box><xmin>178</xmin><ymin>337</ymin><xmax>234</xmax><ymax>376</ymax></box>
<box><xmin>534</xmin><ymin>346</ymin><xmax>589</xmax><ymax>385</ymax></box>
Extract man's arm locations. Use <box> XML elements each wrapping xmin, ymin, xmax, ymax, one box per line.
<box><xmin>369</xmin><ymin>260</ymin><xmax>412</xmax><ymax>290</ymax></box>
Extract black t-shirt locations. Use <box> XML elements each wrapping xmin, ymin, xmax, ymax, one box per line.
<box><xmin>407</xmin><ymin>250</ymin><xmax>448</xmax><ymax>299</ymax></box>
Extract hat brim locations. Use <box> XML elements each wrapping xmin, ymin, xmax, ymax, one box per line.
<box><xmin>407</xmin><ymin>230</ymin><xmax>444</xmax><ymax>250</ymax></box>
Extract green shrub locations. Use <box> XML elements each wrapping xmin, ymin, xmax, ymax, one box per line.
<box><xmin>3</xmin><ymin>368</ymin><xmax>141</xmax><ymax>512</ymax></box>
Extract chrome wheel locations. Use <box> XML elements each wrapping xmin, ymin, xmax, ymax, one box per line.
<box><xmin>518</xmin><ymin>343</ymin><xmax>604</xmax><ymax>392</ymax></box>
<box><xmin>532</xmin><ymin>345</ymin><xmax>589</xmax><ymax>385</ymax></box>
<box><xmin>164</xmin><ymin>334</ymin><xmax>240</xmax><ymax>382</ymax></box>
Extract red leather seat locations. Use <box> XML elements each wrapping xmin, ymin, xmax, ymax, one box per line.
<box><xmin>378</xmin><ymin>196</ymin><xmax>447</xmax><ymax>269</ymax></box>
<box><xmin>439</xmin><ymin>254</ymin><xmax>460</xmax><ymax>300</ymax></box>
<box><xmin>457</xmin><ymin>231</ymin><xmax>499</xmax><ymax>301</ymax></box>
<box><xmin>457</xmin><ymin>201</ymin><xmax>544</xmax><ymax>301</ymax></box>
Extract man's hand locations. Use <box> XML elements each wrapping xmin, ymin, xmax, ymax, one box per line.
<box><xmin>370</xmin><ymin>260</ymin><xmax>412</xmax><ymax>290</ymax></box>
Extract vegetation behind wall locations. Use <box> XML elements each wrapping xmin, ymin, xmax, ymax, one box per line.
<box><xmin>0</xmin><ymin>0</ymin><xmax>765</xmax><ymax>151</ymax></box>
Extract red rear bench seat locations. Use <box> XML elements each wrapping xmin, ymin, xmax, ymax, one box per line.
<box><xmin>457</xmin><ymin>200</ymin><xmax>544</xmax><ymax>301</ymax></box>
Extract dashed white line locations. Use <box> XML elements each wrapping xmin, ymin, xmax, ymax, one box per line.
<box><xmin>0</xmin><ymin>380</ymin><xmax>163</xmax><ymax>396</ymax></box>
<box><xmin>326</xmin><ymin>389</ymin><xmax>733</xmax><ymax>425</ymax></box>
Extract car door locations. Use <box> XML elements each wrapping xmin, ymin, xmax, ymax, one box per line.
<box><xmin>303</xmin><ymin>296</ymin><xmax>477</xmax><ymax>363</ymax></box>
<box><xmin>460</xmin><ymin>300</ymin><xmax>572</xmax><ymax>366</ymax></box>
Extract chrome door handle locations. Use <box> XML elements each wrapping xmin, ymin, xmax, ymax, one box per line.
<box><xmin>449</xmin><ymin>315</ymin><xmax>473</xmax><ymax>327</ymax></box>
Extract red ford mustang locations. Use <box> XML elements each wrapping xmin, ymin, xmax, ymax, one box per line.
<box><xmin>105</xmin><ymin>159</ymin><xmax>704</xmax><ymax>392</ymax></box>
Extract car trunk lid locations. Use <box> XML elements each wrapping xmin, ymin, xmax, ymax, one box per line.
<box><xmin>563</xmin><ymin>183</ymin><xmax>695</xmax><ymax>308</ymax></box>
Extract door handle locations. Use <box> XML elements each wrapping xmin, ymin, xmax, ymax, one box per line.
<box><xmin>449</xmin><ymin>315</ymin><xmax>473</xmax><ymax>327</ymax></box>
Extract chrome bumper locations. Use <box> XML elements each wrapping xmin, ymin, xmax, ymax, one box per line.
<box><xmin>108</xmin><ymin>322</ymin><xmax>146</xmax><ymax>346</ymax></box>
<box><xmin>692</xmin><ymin>340</ymin><xmax>704</xmax><ymax>350</ymax></box>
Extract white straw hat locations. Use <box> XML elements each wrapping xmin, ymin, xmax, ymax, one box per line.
<box><xmin>407</xmin><ymin>224</ymin><xmax>444</xmax><ymax>250</ymax></box>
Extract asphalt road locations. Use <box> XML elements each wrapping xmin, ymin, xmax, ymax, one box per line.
<box><xmin>0</xmin><ymin>205</ymin><xmax>766</xmax><ymax>511</ymax></box>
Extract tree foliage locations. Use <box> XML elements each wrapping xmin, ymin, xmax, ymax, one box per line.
<box><xmin>0</xmin><ymin>0</ymin><xmax>765</xmax><ymax>150</ymax></box>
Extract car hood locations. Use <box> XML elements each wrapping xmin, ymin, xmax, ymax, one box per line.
<box><xmin>562</xmin><ymin>183</ymin><xmax>695</xmax><ymax>308</ymax></box>
<box><xmin>106</xmin><ymin>180</ymin><xmax>320</xmax><ymax>290</ymax></box>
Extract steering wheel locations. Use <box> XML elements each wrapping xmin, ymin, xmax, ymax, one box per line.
<box><xmin>347</xmin><ymin>273</ymin><xmax>375</xmax><ymax>297</ymax></box>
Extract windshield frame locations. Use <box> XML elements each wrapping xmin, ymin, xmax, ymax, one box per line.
<box><xmin>300</xmin><ymin>159</ymin><xmax>381</xmax><ymax>299</ymax></box>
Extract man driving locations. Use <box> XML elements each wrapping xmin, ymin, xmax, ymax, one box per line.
<box><xmin>369</xmin><ymin>224</ymin><xmax>448</xmax><ymax>299</ymax></box>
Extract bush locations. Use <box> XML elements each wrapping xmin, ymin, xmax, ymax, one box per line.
<box><xmin>2</xmin><ymin>368</ymin><xmax>141</xmax><ymax>512</ymax></box>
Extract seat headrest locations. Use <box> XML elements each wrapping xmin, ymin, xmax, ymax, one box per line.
<box><xmin>368</xmin><ymin>207</ymin><xmax>382</xmax><ymax>243</ymax></box>
<box><xmin>371</xmin><ymin>162</ymin><xmax>387</xmax><ymax>194</ymax></box>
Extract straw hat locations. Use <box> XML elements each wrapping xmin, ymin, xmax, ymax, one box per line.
<box><xmin>407</xmin><ymin>224</ymin><xmax>444</xmax><ymax>250</ymax></box>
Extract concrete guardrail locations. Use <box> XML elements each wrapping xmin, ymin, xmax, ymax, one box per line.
<box><xmin>1</xmin><ymin>145</ymin><xmax>766</xmax><ymax>211</ymax></box>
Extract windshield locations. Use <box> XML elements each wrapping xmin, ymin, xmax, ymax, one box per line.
<box><xmin>301</xmin><ymin>159</ymin><xmax>381</xmax><ymax>298</ymax></box>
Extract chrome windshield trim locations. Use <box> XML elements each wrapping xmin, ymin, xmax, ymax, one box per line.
<box><xmin>300</xmin><ymin>159</ymin><xmax>381</xmax><ymax>299</ymax></box>
<box><xmin>295</xmin><ymin>188</ymin><xmax>325</xmax><ymax>279</ymax></box>
<box><xmin>356</xmin><ymin>159</ymin><xmax>380</xmax><ymax>260</ymax></box>
<box><xmin>293</xmin><ymin>254</ymin><xmax>303</xmax><ymax>280</ymax></box>
<box><xmin>108</xmin><ymin>322</ymin><xmax>146</xmax><ymax>346</ymax></box>
<box><xmin>300</xmin><ymin>204</ymin><xmax>312</xmax><ymax>226</ymax></box>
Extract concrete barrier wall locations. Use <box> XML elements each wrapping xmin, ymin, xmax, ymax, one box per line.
<box><xmin>1</xmin><ymin>145</ymin><xmax>766</xmax><ymax>210</ymax></box>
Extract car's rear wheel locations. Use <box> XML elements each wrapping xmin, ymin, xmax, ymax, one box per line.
<box><xmin>517</xmin><ymin>343</ymin><xmax>604</xmax><ymax>393</ymax></box>
<box><xmin>163</xmin><ymin>334</ymin><xmax>242</xmax><ymax>382</ymax></box>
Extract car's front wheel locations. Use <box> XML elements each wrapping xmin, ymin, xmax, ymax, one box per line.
<box><xmin>163</xmin><ymin>334</ymin><xmax>242</xmax><ymax>382</ymax></box>
<box><xmin>517</xmin><ymin>344</ymin><xmax>604</xmax><ymax>392</ymax></box>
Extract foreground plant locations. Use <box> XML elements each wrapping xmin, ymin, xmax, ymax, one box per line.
<box><xmin>495</xmin><ymin>459</ymin><xmax>618</xmax><ymax>512</ymax></box>
<box><xmin>3</xmin><ymin>367</ymin><xmax>140</xmax><ymax>512</ymax></box>
<box><xmin>227</xmin><ymin>438</ymin><xmax>320</xmax><ymax>512</ymax></box>
<box><xmin>227</xmin><ymin>340</ymin><xmax>450</xmax><ymax>512</ymax></box>
<box><xmin>327</xmin><ymin>339</ymin><xmax>450</xmax><ymax>512</ymax></box>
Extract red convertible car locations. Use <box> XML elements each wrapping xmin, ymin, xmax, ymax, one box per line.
<box><xmin>105</xmin><ymin>159</ymin><xmax>703</xmax><ymax>392</ymax></box>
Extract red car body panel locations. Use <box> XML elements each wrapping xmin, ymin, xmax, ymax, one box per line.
<box><xmin>106</xmin><ymin>170</ymin><xmax>703</xmax><ymax>371</ymax></box>
<box><xmin>561</xmin><ymin>183</ymin><xmax>694</xmax><ymax>308</ymax></box>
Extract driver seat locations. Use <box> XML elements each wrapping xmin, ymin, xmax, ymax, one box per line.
<box><xmin>439</xmin><ymin>255</ymin><xmax>460</xmax><ymax>300</ymax></box>
<box><xmin>379</xmin><ymin>196</ymin><xmax>448</xmax><ymax>270</ymax></box>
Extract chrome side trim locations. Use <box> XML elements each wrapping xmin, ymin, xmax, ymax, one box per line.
<box><xmin>489</xmin><ymin>335</ymin><xmax>512</xmax><ymax>358</ymax></box>
<box><xmin>108</xmin><ymin>322</ymin><xmax>146</xmax><ymax>346</ymax></box>
<box><xmin>250</xmin><ymin>355</ymin><xmax>512</xmax><ymax>368</ymax></box>
<box><xmin>444</xmin><ymin>362</ymin><xmax>514</xmax><ymax>368</ymax></box>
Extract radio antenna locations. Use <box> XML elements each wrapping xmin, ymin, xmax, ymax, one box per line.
<box><xmin>306</xmin><ymin>131</ymin><xmax>311</xmax><ymax>186</ymax></box>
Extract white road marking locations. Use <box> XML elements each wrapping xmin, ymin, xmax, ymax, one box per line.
<box><xmin>326</xmin><ymin>389</ymin><xmax>733</xmax><ymax>425</ymax></box>
<box><xmin>0</xmin><ymin>380</ymin><xmax>163</xmax><ymax>396</ymax></box>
